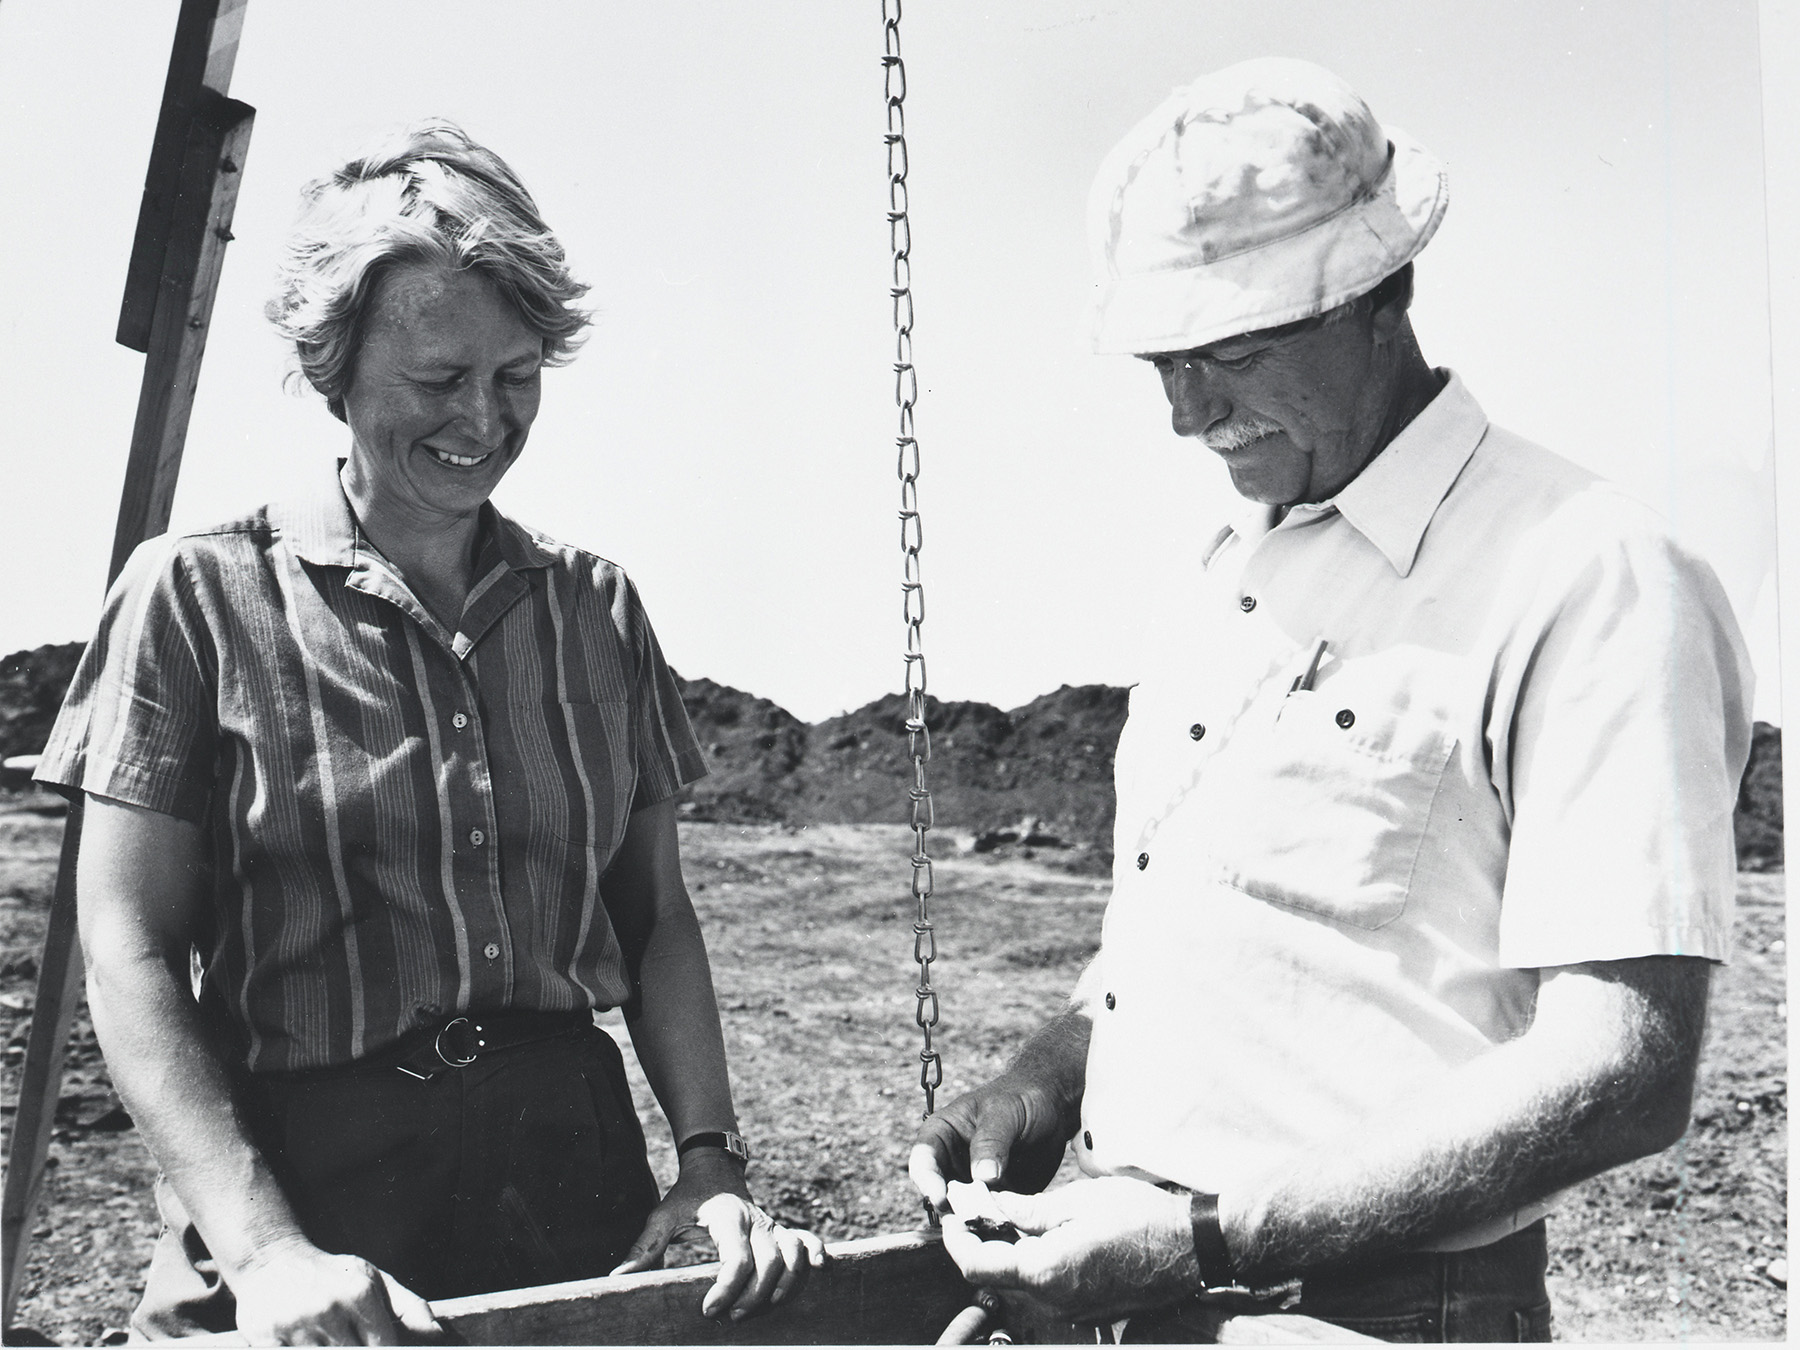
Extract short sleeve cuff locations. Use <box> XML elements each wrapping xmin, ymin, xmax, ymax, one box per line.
<box><xmin>34</xmin><ymin>753</ymin><xmax>211</xmax><ymax>826</ymax></box>
<box><xmin>631</xmin><ymin>743</ymin><xmax>709</xmax><ymax>812</ymax></box>
<box><xmin>1498</xmin><ymin>920</ymin><xmax>1732</xmax><ymax>969</ymax></box>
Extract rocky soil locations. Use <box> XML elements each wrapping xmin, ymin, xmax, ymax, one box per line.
<box><xmin>0</xmin><ymin>812</ymin><xmax>1786</xmax><ymax>1343</ymax></box>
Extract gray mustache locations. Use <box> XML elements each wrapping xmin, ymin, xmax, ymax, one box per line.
<box><xmin>1201</xmin><ymin>416</ymin><xmax>1284</xmax><ymax>452</ymax></box>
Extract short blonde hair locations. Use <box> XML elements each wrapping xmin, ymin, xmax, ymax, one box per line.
<box><xmin>266</xmin><ymin>120</ymin><xmax>590</xmax><ymax>420</ymax></box>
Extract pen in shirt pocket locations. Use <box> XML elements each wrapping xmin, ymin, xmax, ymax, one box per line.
<box><xmin>1288</xmin><ymin>638</ymin><xmax>1329</xmax><ymax>695</ymax></box>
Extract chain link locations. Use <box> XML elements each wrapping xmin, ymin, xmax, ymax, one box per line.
<box><xmin>882</xmin><ymin>0</ymin><xmax>941</xmax><ymax>1120</ymax></box>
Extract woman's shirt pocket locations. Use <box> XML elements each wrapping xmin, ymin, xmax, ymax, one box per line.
<box><xmin>492</xmin><ymin>698</ymin><xmax>637</xmax><ymax>854</ymax></box>
<box><xmin>1199</xmin><ymin>683</ymin><xmax>1454</xmax><ymax>930</ymax></box>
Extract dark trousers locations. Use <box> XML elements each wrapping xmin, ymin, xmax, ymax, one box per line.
<box><xmin>131</xmin><ymin>1024</ymin><xmax>661</xmax><ymax>1340</ymax></box>
<box><xmin>1119</xmin><ymin>1221</ymin><xmax>1553</xmax><ymax>1343</ymax></box>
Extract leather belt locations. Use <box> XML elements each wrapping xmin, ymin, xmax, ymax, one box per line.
<box><xmin>385</xmin><ymin>1010</ymin><xmax>592</xmax><ymax>1080</ymax></box>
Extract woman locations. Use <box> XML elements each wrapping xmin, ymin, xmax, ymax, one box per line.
<box><xmin>38</xmin><ymin>121</ymin><xmax>822</xmax><ymax>1344</ymax></box>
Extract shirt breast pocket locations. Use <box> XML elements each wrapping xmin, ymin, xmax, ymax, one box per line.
<box><xmin>518</xmin><ymin>698</ymin><xmax>635</xmax><ymax>850</ymax></box>
<box><xmin>1205</xmin><ymin>689</ymin><xmax>1452</xmax><ymax>929</ymax></box>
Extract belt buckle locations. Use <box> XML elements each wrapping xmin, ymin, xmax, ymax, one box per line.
<box><xmin>434</xmin><ymin>1016</ymin><xmax>480</xmax><ymax>1069</ymax></box>
<box><xmin>396</xmin><ymin>1016</ymin><xmax>481</xmax><ymax>1080</ymax></box>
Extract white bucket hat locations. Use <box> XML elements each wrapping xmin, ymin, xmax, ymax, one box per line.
<box><xmin>1088</xmin><ymin>58</ymin><xmax>1448</xmax><ymax>355</ymax></box>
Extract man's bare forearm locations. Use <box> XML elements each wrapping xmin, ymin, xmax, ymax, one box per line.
<box><xmin>1221</xmin><ymin>955</ymin><xmax>1710</xmax><ymax>1280</ymax></box>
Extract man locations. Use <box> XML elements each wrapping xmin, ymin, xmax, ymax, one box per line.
<box><xmin>911</xmin><ymin>58</ymin><xmax>1752</xmax><ymax>1342</ymax></box>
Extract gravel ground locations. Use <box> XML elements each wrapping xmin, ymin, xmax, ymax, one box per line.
<box><xmin>1</xmin><ymin>810</ymin><xmax>1786</xmax><ymax>1343</ymax></box>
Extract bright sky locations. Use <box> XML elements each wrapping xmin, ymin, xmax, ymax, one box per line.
<box><xmin>0</xmin><ymin>0</ymin><xmax>1778</xmax><ymax>723</ymax></box>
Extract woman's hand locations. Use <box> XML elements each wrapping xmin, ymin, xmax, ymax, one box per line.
<box><xmin>610</xmin><ymin>1150</ymin><xmax>826</xmax><ymax>1321</ymax></box>
<box><xmin>229</xmin><ymin>1237</ymin><xmax>442</xmax><ymax>1345</ymax></box>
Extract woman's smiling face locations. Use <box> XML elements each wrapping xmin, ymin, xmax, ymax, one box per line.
<box><xmin>341</xmin><ymin>261</ymin><xmax>544</xmax><ymax>528</ymax></box>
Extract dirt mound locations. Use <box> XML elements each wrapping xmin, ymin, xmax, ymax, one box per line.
<box><xmin>675</xmin><ymin>681</ymin><xmax>1128</xmax><ymax>865</ymax></box>
<box><xmin>0</xmin><ymin>643</ymin><xmax>83</xmax><ymax>765</ymax></box>
<box><xmin>1</xmin><ymin>644</ymin><xmax>1782</xmax><ymax>870</ymax></box>
<box><xmin>677</xmin><ymin>675</ymin><xmax>810</xmax><ymax>824</ymax></box>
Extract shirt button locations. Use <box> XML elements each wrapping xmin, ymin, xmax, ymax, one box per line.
<box><xmin>1104</xmin><ymin>992</ymin><xmax>1116</xmax><ymax>1010</ymax></box>
<box><xmin>451</xmin><ymin>711</ymin><xmax>469</xmax><ymax>730</ymax></box>
<box><xmin>1239</xmin><ymin>595</ymin><xmax>1256</xmax><ymax>612</ymax></box>
<box><xmin>1335</xmin><ymin>709</ymin><xmax>1356</xmax><ymax>729</ymax></box>
<box><xmin>483</xmin><ymin>942</ymin><xmax>500</xmax><ymax>960</ymax></box>
<box><xmin>468</xmin><ymin>828</ymin><xmax>486</xmax><ymax>847</ymax></box>
<box><xmin>1188</xmin><ymin>723</ymin><xmax>1206</xmax><ymax>741</ymax></box>
<box><xmin>1083</xmin><ymin>1130</ymin><xmax>1094</xmax><ymax>1150</ymax></box>
<box><xmin>1136</xmin><ymin>852</ymin><xmax>1149</xmax><ymax>871</ymax></box>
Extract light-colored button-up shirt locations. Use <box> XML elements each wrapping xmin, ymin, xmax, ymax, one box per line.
<box><xmin>1077</xmin><ymin>373</ymin><xmax>1752</xmax><ymax>1246</ymax></box>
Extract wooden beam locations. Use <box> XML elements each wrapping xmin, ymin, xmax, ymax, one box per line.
<box><xmin>1</xmin><ymin>36</ymin><xmax>255</xmax><ymax>1336</ymax></box>
<box><xmin>109</xmin><ymin>90</ymin><xmax>256</xmax><ymax>581</ymax></box>
<box><xmin>159</xmin><ymin>1230</ymin><xmax>1374</xmax><ymax>1345</ymax></box>
<box><xmin>424</xmin><ymin>1233</ymin><xmax>1373</xmax><ymax>1345</ymax></box>
<box><xmin>433</xmin><ymin>1231</ymin><xmax>987</xmax><ymax>1345</ymax></box>
<box><xmin>0</xmin><ymin>812</ymin><xmax>84</xmax><ymax>1329</ymax></box>
<box><xmin>160</xmin><ymin>1232</ymin><xmax>1086</xmax><ymax>1346</ymax></box>
<box><xmin>117</xmin><ymin>0</ymin><xmax>248</xmax><ymax>352</ymax></box>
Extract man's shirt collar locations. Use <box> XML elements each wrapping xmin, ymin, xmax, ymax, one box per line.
<box><xmin>1203</xmin><ymin>371</ymin><xmax>1488</xmax><ymax>576</ymax></box>
<box><xmin>1322</xmin><ymin>370</ymin><xmax>1487</xmax><ymax>577</ymax></box>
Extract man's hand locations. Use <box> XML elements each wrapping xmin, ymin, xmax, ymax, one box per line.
<box><xmin>909</xmin><ymin>1010</ymin><xmax>1091</xmax><ymax>1213</ymax></box>
<box><xmin>610</xmin><ymin>1151</ymin><xmax>826</xmax><ymax>1321</ymax></box>
<box><xmin>938</xmin><ymin>1177</ymin><xmax>1202</xmax><ymax>1322</ymax></box>
<box><xmin>229</xmin><ymin>1240</ymin><xmax>441</xmax><ymax>1345</ymax></box>
<box><xmin>909</xmin><ymin>1075</ymin><xmax>1072</xmax><ymax>1213</ymax></box>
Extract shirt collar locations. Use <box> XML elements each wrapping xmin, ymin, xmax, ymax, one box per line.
<box><xmin>1201</xmin><ymin>502</ymin><xmax>1280</xmax><ymax>568</ymax></box>
<box><xmin>276</xmin><ymin>461</ymin><xmax>559</xmax><ymax>572</ymax></box>
<box><xmin>1323</xmin><ymin>370</ymin><xmax>1487</xmax><ymax>577</ymax></box>
<box><xmin>1199</xmin><ymin>372</ymin><xmax>1485</xmax><ymax>576</ymax></box>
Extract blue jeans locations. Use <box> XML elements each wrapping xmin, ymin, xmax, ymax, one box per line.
<box><xmin>1119</xmin><ymin>1221</ymin><xmax>1553</xmax><ymax>1343</ymax></box>
<box><xmin>129</xmin><ymin>1023</ymin><xmax>660</xmax><ymax>1340</ymax></box>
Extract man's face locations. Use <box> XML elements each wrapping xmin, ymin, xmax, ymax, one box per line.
<box><xmin>1140</xmin><ymin>300</ymin><xmax>1396</xmax><ymax>505</ymax></box>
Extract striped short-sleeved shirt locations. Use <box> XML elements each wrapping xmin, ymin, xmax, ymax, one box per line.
<box><xmin>38</xmin><ymin>474</ymin><xmax>707</xmax><ymax>1073</ymax></box>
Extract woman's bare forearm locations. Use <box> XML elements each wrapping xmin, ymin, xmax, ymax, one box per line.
<box><xmin>78</xmin><ymin>796</ymin><xmax>312</xmax><ymax>1278</ymax></box>
<box><xmin>86</xmin><ymin>936</ymin><xmax>313</xmax><ymax>1271</ymax></box>
<box><xmin>82</xmin><ymin>795</ymin><xmax>426</xmax><ymax>1341</ymax></box>
<box><xmin>626</xmin><ymin>895</ymin><xmax>739</xmax><ymax>1143</ymax></box>
<box><xmin>604</xmin><ymin>799</ymin><xmax>739</xmax><ymax>1145</ymax></box>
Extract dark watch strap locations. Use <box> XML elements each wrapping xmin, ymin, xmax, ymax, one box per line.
<box><xmin>1189</xmin><ymin>1192</ymin><xmax>1236</xmax><ymax>1289</ymax></box>
<box><xmin>677</xmin><ymin>1130</ymin><xmax>751</xmax><ymax>1166</ymax></box>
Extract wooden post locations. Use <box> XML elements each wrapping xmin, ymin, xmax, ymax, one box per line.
<box><xmin>110</xmin><ymin>93</ymin><xmax>257</xmax><ymax>582</ymax></box>
<box><xmin>0</xmin><ymin>813</ymin><xmax>84</xmax><ymax>1329</ymax></box>
<box><xmin>0</xmin><ymin>3</ymin><xmax>253</xmax><ymax>1328</ymax></box>
<box><xmin>118</xmin><ymin>0</ymin><xmax>249</xmax><ymax>352</ymax></box>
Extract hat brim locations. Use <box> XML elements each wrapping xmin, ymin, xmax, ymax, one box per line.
<box><xmin>1089</xmin><ymin>127</ymin><xmax>1448</xmax><ymax>355</ymax></box>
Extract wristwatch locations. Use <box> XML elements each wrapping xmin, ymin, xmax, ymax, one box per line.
<box><xmin>677</xmin><ymin>1130</ymin><xmax>751</xmax><ymax>1167</ymax></box>
<box><xmin>1189</xmin><ymin>1192</ymin><xmax>1237</xmax><ymax>1289</ymax></box>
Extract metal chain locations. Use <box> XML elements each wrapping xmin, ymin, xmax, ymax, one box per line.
<box><xmin>882</xmin><ymin>0</ymin><xmax>941</xmax><ymax>1121</ymax></box>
